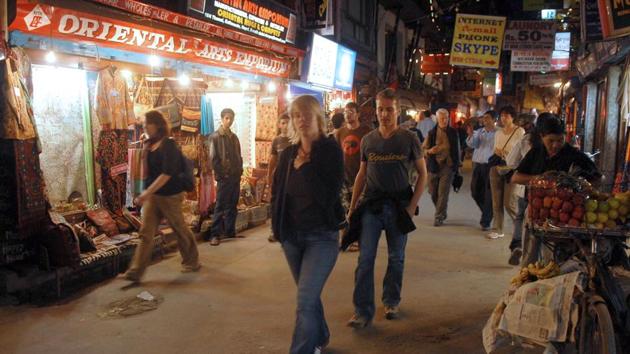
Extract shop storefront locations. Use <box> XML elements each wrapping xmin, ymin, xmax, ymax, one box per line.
<box><xmin>0</xmin><ymin>0</ymin><xmax>301</xmax><ymax>296</ymax></box>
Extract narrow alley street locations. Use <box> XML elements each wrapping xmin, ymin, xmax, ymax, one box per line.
<box><xmin>0</xmin><ymin>170</ymin><xmax>536</xmax><ymax>354</ymax></box>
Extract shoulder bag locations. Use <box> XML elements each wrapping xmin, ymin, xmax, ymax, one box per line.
<box><xmin>487</xmin><ymin>128</ymin><xmax>518</xmax><ymax>168</ymax></box>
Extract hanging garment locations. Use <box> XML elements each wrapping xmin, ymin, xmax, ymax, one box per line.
<box><xmin>0</xmin><ymin>50</ymin><xmax>37</xmax><ymax>140</ymax></box>
<box><xmin>125</xmin><ymin>148</ymin><xmax>146</xmax><ymax>208</ymax></box>
<box><xmin>94</xmin><ymin>66</ymin><xmax>136</xmax><ymax>130</ymax></box>
<box><xmin>14</xmin><ymin>138</ymin><xmax>48</xmax><ymax>238</ymax></box>
<box><xmin>198</xmin><ymin>173</ymin><xmax>215</xmax><ymax>217</ymax></box>
<box><xmin>96</xmin><ymin>130</ymin><xmax>129</xmax><ymax>213</ymax></box>
<box><xmin>200</xmin><ymin>95</ymin><xmax>214</xmax><ymax>136</ymax></box>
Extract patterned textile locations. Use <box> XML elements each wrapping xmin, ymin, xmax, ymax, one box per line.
<box><xmin>96</xmin><ymin>130</ymin><xmax>129</xmax><ymax>213</ymax></box>
<box><xmin>200</xmin><ymin>95</ymin><xmax>214</xmax><ymax>136</ymax></box>
<box><xmin>95</xmin><ymin>67</ymin><xmax>136</xmax><ymax>130</ymax></box>
<box><xmin>0</xmin><ymin>49</ymin><xmax>37</xmax><ymax>140</ymax></box>
<box><xmin>125</xmin><ymin>148</ymin><xmax>146</xmax><ymax>208</ymax></box>
<box><xmin>14</xmin><ymin>139</ymin><xmax>48</xmax><ymax>238</ymax></box>
<box><xmin>31</xmin><ymin>65</ymin><xmax>89</xmax><ymax>204</ymax></box>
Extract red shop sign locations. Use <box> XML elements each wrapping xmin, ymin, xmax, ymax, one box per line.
<box><xmin>88</xmin><ymin>0</ymin><xmax>302</xmax><ymax>57</ymax></box>
<box><xmin>10</xmin><ymin>2</ymin><xmax>291</xmax><ymax>78</ymax></box>
<box><xmin>421</xmin><ymin>54</ymin><xmax>452</xmax><ymax>74</ymax></box>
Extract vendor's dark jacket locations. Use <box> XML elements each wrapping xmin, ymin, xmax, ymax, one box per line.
<box><xmin>209</xmin><ymin>127</ymin><xmax>243</xmax><ymax>181</ymax></box>
<box><xmin>271</xmin><ymin>136</ymin><xmax>344</xmax><ymax>242</ymax></box>
<box><xmin>425</xmin><ymin>126</ymin><xmax>461</xmax><ymax>173</ymax></box>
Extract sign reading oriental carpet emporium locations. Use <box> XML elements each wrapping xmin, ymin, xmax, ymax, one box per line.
<box><xmin>189</xmin><ymin>0</ymin><xmax>297</xmax><ymax>44</ymax></box>
<box><xmin>11</xmin><ymin>3</ymin><xmax>290</xmax><ymax>77</ymax></box>
<box><xmin>450</xmin><ymin>14</ymin><xmax>506</xmax><ymax>70</ymax></box>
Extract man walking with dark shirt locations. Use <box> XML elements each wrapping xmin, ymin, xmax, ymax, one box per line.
<box><xmin>335</xmin><ymin>102</ymin><xmax>372</xmax><ymax>252</ymax></box>
<box><xmin>204</xmin><ymin>108</ymin><xmax>243</xmax><ymax>246</ymax></box>
<box><xmin>347</xmin><ymin>89</ymin><xmax>427</xmax><ymax>327</ymax></box>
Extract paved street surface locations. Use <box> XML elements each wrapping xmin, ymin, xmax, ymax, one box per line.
<box><xmin>0</xmin><ymin>170</ymin><xmax>538</xmax><ymax>354</ymax></box>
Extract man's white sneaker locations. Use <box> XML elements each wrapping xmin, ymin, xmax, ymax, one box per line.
<box><xmin>485</xmin><ymin>232</ymin><xmax>504</xmax><ymax>239</ymax></box>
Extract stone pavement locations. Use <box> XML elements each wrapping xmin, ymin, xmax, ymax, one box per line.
<box><xmin>0</xmin><ymin>170</ymin><xmax>537</xmax><ymax>354</ymax></box>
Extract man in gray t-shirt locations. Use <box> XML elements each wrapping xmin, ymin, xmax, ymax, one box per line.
<box><xmin>347</xmin><ymin>89</ymin><xmax>428</xmax><ymax>328</ymax></box>
<box><xmin>361</xmin><ymin>129</ymin><xmax>423</xmax><ymax>199</ymax></box>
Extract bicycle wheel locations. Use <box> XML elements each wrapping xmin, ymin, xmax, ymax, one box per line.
<box><xmin>578</xmin><ymin>302</ymin><xmax>617</xmax><ymax>354</ymax></box>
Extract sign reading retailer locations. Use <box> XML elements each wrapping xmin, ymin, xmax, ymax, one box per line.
<box><xmin>503</xmin><ymin>21</ymin><xmax>557</xmax><ymax>50</ymax></box>
<box><xmin>450</xmin><ymin>14</ymin><xmax>506</xmax><ymax>69</ymax></box>
<box><xmin>11</xmin><ymin>2</ymin><xmax>291</xmax><ymax>77</ymax></box>
<box><xmin>189</xmin><ymin>0</ymin><xmax>297</xmax><ymax>44</ymax></box>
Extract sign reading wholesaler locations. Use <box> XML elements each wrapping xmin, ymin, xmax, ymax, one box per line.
<box><xmin>11</xmin><ymin>3</ymin><xmax>290</xmax><ymax>77</ymax></box>
<box><xmin>450</xmin><ymin>14</ymin><xmax>506</xmax><ymax>70</ymax></box>
<box><xmin>189</xmin><ymin>0</ymin><xmax>297</xmax><ymax>45</ymax></box>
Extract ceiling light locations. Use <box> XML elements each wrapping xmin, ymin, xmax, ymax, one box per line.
<box><xmin>45</xmin><ymin>50</ymin><xmax>57</xmax><ymax>63</ymax></box>
<box><xmin>121</xmin><ymin>69</ymin><xmax>132</xmax><ymax>80</ymax></box>
<box><xmin>267</xmin><ymin>81</ymin><xmax>277</xmax><ymax>93</ymax></box>
<box><xmin>225</xmin><ymin>78</ymin><xmax>234</xmax><ymax>88</ymax></box>
<box><xmin>148</xmin><ymin>55</ymin><xmax>161</xmax><ymax>67</ymax></box>
<box><xmin>240</xmin><ymin>80</ymin><xmax>249</xmax><ymax>90</ymax></box>
<box><xmin>178</xmin><ymin>73</ymin><xmax>191</xmax><ymax>86</ymax></box>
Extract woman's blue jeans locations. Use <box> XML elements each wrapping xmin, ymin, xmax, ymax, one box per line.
<box><xmin>282</xmin><ymin>229</ymin><xmax>339</xmax><ymax>354</ymax></box>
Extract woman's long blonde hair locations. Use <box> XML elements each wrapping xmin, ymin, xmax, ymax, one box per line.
<box><xmin>288</xmin><ymin>95</ymin><xmax>327</xmax><ymax>144</ymax></box>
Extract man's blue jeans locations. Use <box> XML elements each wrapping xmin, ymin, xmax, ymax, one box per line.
<box><xmin>353</xmin><ymin>202</ymin><xmax>408</xmax><ymax>320</ymax></box>
<box><xmin>209</xmin><ymin>175</ymin><xmax>240</xmax><ymax>238</ymax></box>
<box><xmin>510</xmin><ymin>197</ymin><xmax>528</xmax><ymax>251</ymax></box>
<box><xmin>282</xmin><ymin>229</ymin><xmax>339</xmax><ymax>354</ymax></box>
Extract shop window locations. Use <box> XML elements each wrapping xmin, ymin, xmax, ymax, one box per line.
<box><xmin>31</xmin><ymin>65</ymin><xmax>93</xmax><ymax>205</ymax></box>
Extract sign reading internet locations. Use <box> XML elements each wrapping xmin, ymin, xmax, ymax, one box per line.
<box><xmin>450</xmin><ymin>14</ymin><xmax>506</xmax><ymax>69</ymax></box>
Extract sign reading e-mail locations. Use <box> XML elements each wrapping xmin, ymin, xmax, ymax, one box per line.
<box><xmin>450</xmin><ymin>14</ymin><xmax>506</xmax><ymax>70</ymax></box>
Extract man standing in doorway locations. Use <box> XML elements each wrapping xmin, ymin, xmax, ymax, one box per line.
<box><xmin>347</xmin><ymin>89</ymin><xmax>427</xmax><ymax>327</ymax></box>
<box><xmin>335</xmin><ymin>102</ymin><xmax>372</xmax><ymax>252</ymax></box>
<box><xmin>423</xmin><ymin>108</ymin><xmax>461</xmax><ymax>227</ymax></box>
<box><xmin>204</xmin><ymin>108</ymin><xmax>243</xmax><ymax>246</ymax></box>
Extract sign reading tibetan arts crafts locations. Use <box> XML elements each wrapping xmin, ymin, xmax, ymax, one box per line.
<box><xmin>598</xmin><ymin>0</ymin><xmax>630</xmax><ymax>38</ymax></box>
<box><xmin>503</xmin><ymin>21</ymin><xmax>557</xmax><ymax>50</ymax></box>
<box><xmin>11</xmin><ymin>3</ymin><xmax>290</xmax><ymax>77</ymax></box>
<box><xmin>450</xmin><ymin>14</ymin><xmax>506</xmax><ymax>69</ymax></box>
<box><xmin>511</xmin><ymin>50</ymin><xmax>552</xmax><ymax>72</ymax></box>
<box><xmin>188</xmin><ymin>0</ymin><xmax>297</xmax><ymax>44</ymax></box>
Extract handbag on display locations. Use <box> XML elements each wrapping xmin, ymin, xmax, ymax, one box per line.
<box><xmin>86</xmin><ymin>208</ymin><xmax>120</xmax><ymax>237</ymax></box>
<box><xmin>153</xmin><ymin>80</ymin><xmax>183</xmax><ymax>128</ymax></box>
<box><xmin>181</xmin><ymin>108</ymin><xmax>201</xmax><ymax>133</ymax></box>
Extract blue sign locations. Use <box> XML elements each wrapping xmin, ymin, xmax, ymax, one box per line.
<box><xmin>334</xmin><ymin>45</ymin><xmax>357</xmax><ymax>91</ymax></box>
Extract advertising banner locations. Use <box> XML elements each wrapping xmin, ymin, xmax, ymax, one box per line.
<box><xmin>89</xmin><ymin>0</ymin><xmax>301</xmax><ymax>56</ymax></box>
<box><xmin>306</xmin><ymin>34</ymin><xmax>356</xmax><ymax>91</ymax></box>
<box><xmin>302</xmin><ymin>0</ymin><xmax>329</xmax><ymax>29</ymax></box>
<box><xmin>581</xmin><ymin>0</ymin><xmax>603</xmax><ymax>41</ymax></box>
<box><xmin>10</xmin><ymin>2</ymin><xmax>291</xmax><ymax>77</ymax></box>
<box><xmin>523</xmin><ymin>0</ymin><xmax>563</xmax><ymax>11</ymax></box>
<box><xmin>598</xmin><ymin>0</ymin><xmax>630</xmax><ymax>38</ymax></box>
<box><xmin>511</xmin><ymin>50</ymin><xmax>552</xmax><ymax>72</ymax></box>
<box><xmin>529</xmin><ymin>72</ymin><xmax>562</xmax><ymax>86</ymax></box>
<box><xmin>188</xmin><ymin>0</ymin><xmax>297</xmax><ymax>44</ymax></box>
<box><xmin>503</xmin><ymin>21</ymin><xmax>557</xmax><ymax>50</ymax></box>
<box><xmin>420</xmin><ymin>53</ymin><xmax>452</xmax><ymax>74</ymax></box>
<box><xmin>450</xmin><ymin>14</ymin><xmax>506</xmax><ymax>69</ymax></box>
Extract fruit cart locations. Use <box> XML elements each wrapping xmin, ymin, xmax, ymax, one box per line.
<box><xmin>528</xmin><ymin>224</ymin><xmax>630</xmax><ymax>353</ymax></box>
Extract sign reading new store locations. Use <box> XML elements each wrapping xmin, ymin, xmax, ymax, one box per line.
<box><xmin>306</xmin><ymin>34</ymin><xmax>356</xmax><ymax>91</ymax></box>
<box><xmin>188</xmin><ymin>0</ymin><xmax>297</xmax><ymax>44</ymax></box>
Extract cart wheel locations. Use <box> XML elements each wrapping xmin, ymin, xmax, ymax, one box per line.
<box><xmin>578</xmin><ymin>302</ymin><xmax>617</xmax><ymax>354</ymax></box>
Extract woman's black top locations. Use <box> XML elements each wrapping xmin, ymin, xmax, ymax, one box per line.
<box><xmin>271</xmin><ymin>136</ymin><xmax>344</xmax><ymax>241</ymax></box>
<box><xmin>286</xmin><ymin>162</ymin><xmax>327</xmax><ymax>231</ymax></box>
<box><xmin>146</xmin><ymin>138</ymin><xmax>184</xmax><ymax>196</ymax></box>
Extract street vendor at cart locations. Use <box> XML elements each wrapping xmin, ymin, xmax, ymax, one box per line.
<box><xmin>511</xmin><ymin>114</ymin><xmax>602</xmax><ymax>266</ymax></box>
